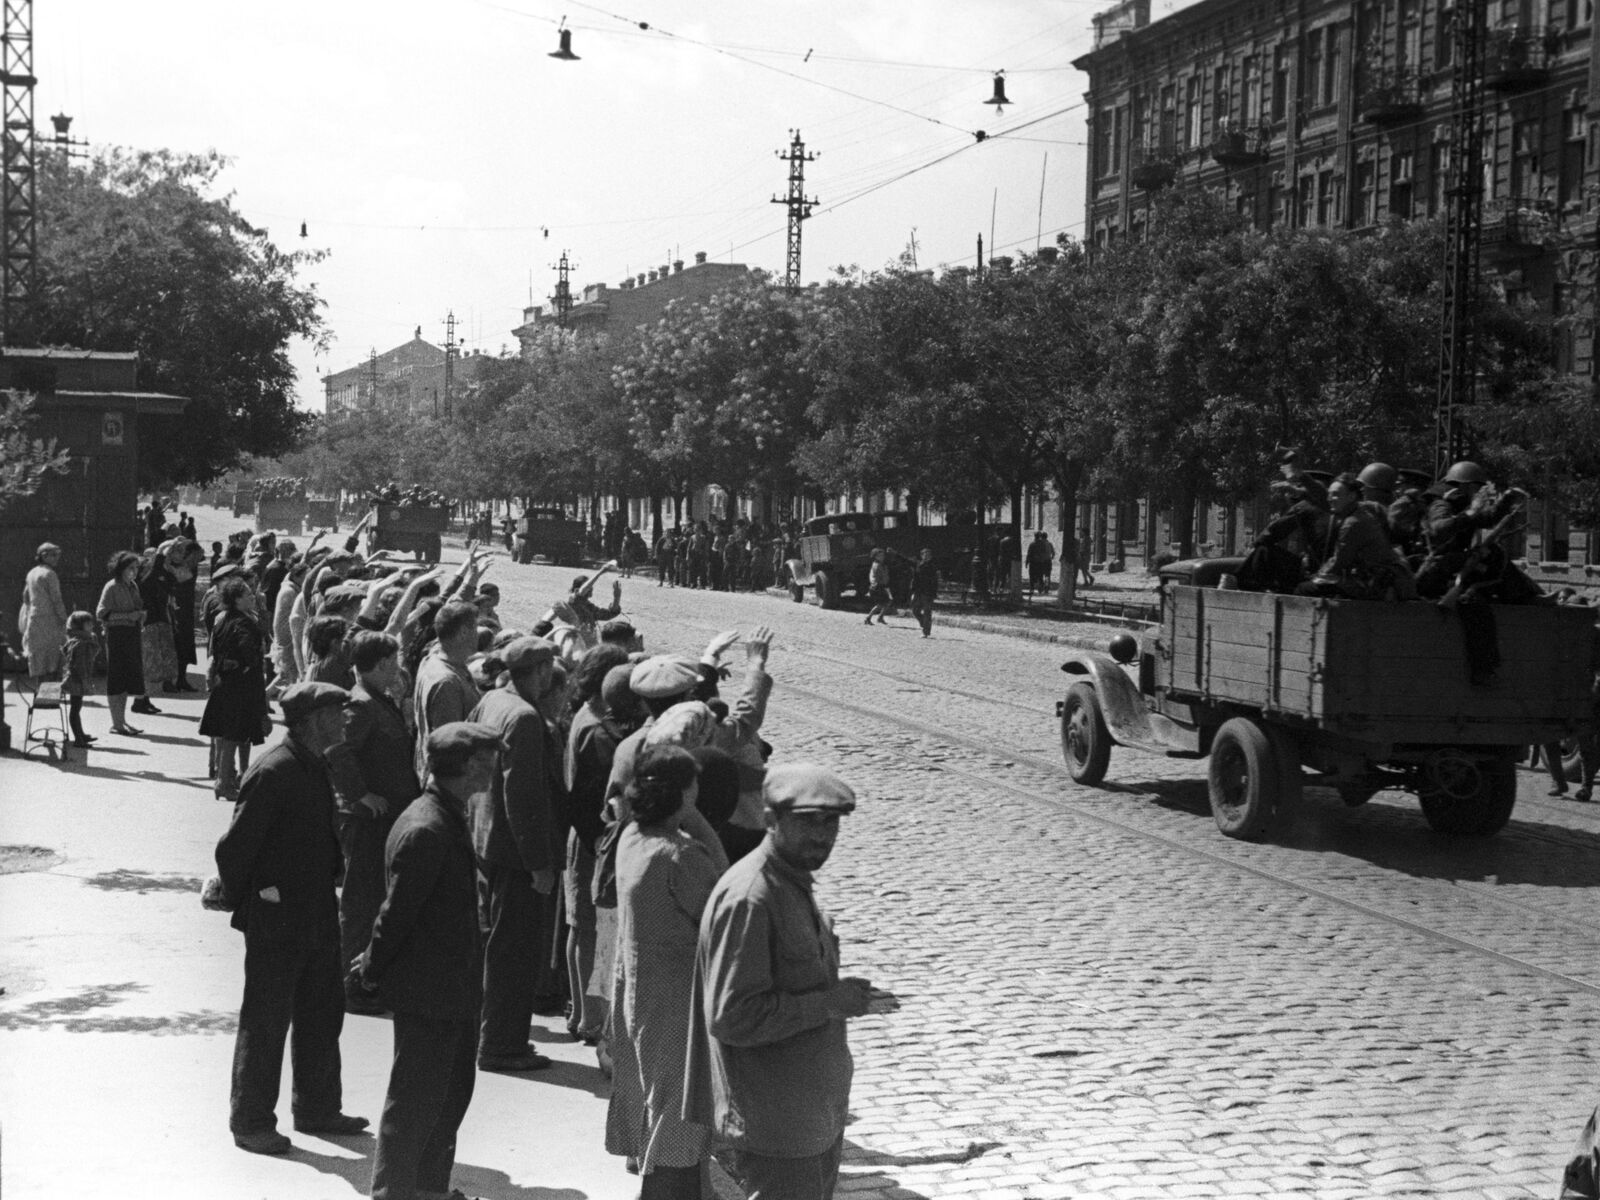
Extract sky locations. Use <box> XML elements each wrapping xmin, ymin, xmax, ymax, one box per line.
<box><xmin>41</xmin><ymin>0</ymin><xmax>1145</xmax><ymax>409</ymax></box>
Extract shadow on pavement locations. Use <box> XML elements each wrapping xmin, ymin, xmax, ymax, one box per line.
<box><xmin>1114</xmin><ymin>775</ymin><xmax>1600</xmax><ymax>890</ymax></box>
<box><xmin>297</xmin><ymin>1140</ymin><xmax>589</xmax><ymax>1200</ymax></box>
<box><xmin>81</xmin><ymin>868</ymin><xmax>206</xmax><ymax>894</ymax></box>
<box><xmin>482</xmin><ymin>1058</ymin><xmax>609</xmax><ymax>1099</ymax></box>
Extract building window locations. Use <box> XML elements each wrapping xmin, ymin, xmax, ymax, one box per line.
<box><xmin>1322</xmin><ymin>27</ymin><xmax>1342</xmax><ymax>107</ymax></box>
<box><xmin>1186</xmin><ymin>76</ymin><xmax>1203</xmax><ymax>147</ymax></box>
<box><xmin>1430</xmin><ymin>142</ymin><xmax>1451</xmax><ymax>214</ymax></box>
<box><xmin>1436</xmin><ymin>2</ymin><xmax>1455</xmax><ymax>68</ymax></box>
<box><xmin>1561</xmin><ymin>110</ymin><xmax>1586</xmax><ymax>207</ymax></box>
<box><xmin>1266</xmin><ymin>183</ymin><xmax>1282</xmax><ymax>227</ymax></box>
<box><xmin>1113</xmin><ymin>106</ymin><xmax>1126</xmax><ymax>173</ymax></box>
<box><xmin>1510</xmin><ymin>120</ymin><xmax>1542</xmax><ymax>199</ymax></box>
<box><xmin>1317</xmin><ymin>169</ymin><xmax>1339</xmax><ymax>225</ymax></box>
<box><xmin>1096</xmin><ymin>108</ymin><xmax>1115</xmax><ymax>177</ymax></box>
<box><xmin>1305</xmin><ymin>30</ymin><xmax>1323</xmax><ymax>106</ymax></box>
<box><xmin>1272</xmin><ymin>47</ymin><xmax>1290</xmax><ymax>121</ymax></box>
<box><xmin>1299</xmin><ymin>174</ymin><xmax>1317</xmax><ymax>225</ymax></box>
<box><xmin>1391</xmin><ymin>151</ymin><xmax>1415</xmax><ymax>217</ymax></box>
<box><xmin>1213</xmin><ymin>64</ymin><xmax>1232</xmax><ymax>133</ymax></box>
<box><xmin>1242</xmin><ymin>56</ymin><xmax>1262</xmax><ymax>122</ymax></box>
<box><xmin>1355</xmin><ymin>161</ymin><xmax>1377</xmax><ymax>225</ymax></box>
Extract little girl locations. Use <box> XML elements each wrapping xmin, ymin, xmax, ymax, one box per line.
<box><xmin>61</xmin><ymin>611</ymin><xmax>99</xmax><ymax>748</ymax></box>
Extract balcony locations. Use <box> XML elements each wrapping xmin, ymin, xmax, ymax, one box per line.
<box><xmin>1129</xmin><ymin>140</ymin><xmax>1178</xmax><ymax>189</ymax></box>
<box><xmin>1480</xmin><ymin>197</ymin><xmax>1553</xmax><ymax>262</ymax></box>
<box><xmin>1209</xmin><ymin>120</ymin><xmax>1270</xmax><ymax>168</ymax></box>
<box><xmin>1485</xmin><ymin>26</ymin><xmax>1556</xmax><ymax>91</ymax></box>
<box><xmin>1358</xmin><ymin>66</ymin><xmax>1425</xmax><ymax>125</ymax></box>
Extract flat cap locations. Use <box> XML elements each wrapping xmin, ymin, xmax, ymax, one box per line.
<box><xmin>210</xmin><ymin>562</ymin><xmax>241</xmax><ymax>583</ymax></box>
<box><xmin>425</xmin><ymin>720</ymin><xmax>502</xmax><ymax>763</ymax></box>
<box><xmin>629</xmin><ymin>654</ymin><xmax>701</xmax><ymax>699</ymax></box>
<box><xmin>644</xmin><ymin>701</ymin><xmax>718</xmax><ymax>749</ymax></box>
<box><xmin>280</xmin><ymin>681</ymin><xmax>348</xmax><ymax>724</ymax></box>
<box><xmin>598</xmin><ymin>617</ymin><xmax>638</xmax><ymax>643</ymax></box>
<box><xmin>763</xmin><ymin>763</ymin><xmax>857</xmax><ymax>814</ymax></box>
<box><xmin>501</xmin><ymin>635</ymin><xmax>556</xmax><ymax>673</ymax></box>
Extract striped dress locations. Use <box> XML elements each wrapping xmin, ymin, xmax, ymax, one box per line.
<box><xmin>605</xmin><ymin>822</ymin><xmax>720</xmax><ymax>1171</ymax></box>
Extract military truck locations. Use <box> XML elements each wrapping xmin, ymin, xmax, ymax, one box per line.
<box><xmin>515</xmin><ymin>507</ymin><xmax>586</xmax><ymax>566</ymax></box>
<box><xmin>1056</xmin><ymin>557</ymin><xmax>1596</xmax><ymax>840</ymax></box>
<box><xmin>368</xmin><ymin>502</ymin><xmax>449</xmax><ymax>562</ymax></box>
<box><xmin>784</xmin><ymin>511</ymin><xmax>980</xmax><ymax>608</ymax></box>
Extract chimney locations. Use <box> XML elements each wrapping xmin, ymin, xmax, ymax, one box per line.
<box><xmin>1036</xmin><ymin>246</ymin><xmax>1059</xmax><ymax>264</ymax></box>
<box><xmin>621</xmin><ymin>278</ymin><xmax>634</xmax><ymax>289</ymax></box>
<box><xmin>637</xmin><ymin>273</ymin><xmax>647</xmax><ymax>286</ymax></box>
<box><xmin>658</xmin><ymin>264</ymin><xmax>669</xmax><ymax>279</ymax></box>
<box><xmin>648</xmin><ymin>270</ymin><xmax>658</xmax><ymax>283</ymax></box>
<box><xmin>694</xmin><ymin>251</ymin><xmax>707</xmax><ymax>265</ymax></box>
<box><xmin>673</xmin><ymin>259</ymin><xmax>684</xmax><ymax>273</ymax></box>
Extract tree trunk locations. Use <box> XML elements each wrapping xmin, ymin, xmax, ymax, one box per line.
<box><xmin>1055</xmin><ymin>462</ymin><xmax>1083</xmax><ymax>610</ymax></box>
<box><xmin>905</xmin><ymin>490</ymin><xmax>921</xmax><ymax>525</ymax></box>
<box><xmin>972</xmin><ymin>487</ymin><xmax>988</xmax><ymax>600</ymax></box>
<box><xmin>1008</xmin><ymin>479</ymin><xmax>1025</xmax><ymax>601</ymax></box>
<box><xmin>649</xmin><ymin>491</ymin><xmax>663</xmax><ymax>543</ymax></box>
<box><xmin>1172</xmin><ymin>479</ymin><xmax>1198</xmax><ymax>561</ymax></box>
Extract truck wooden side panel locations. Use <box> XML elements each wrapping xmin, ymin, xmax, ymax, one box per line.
<box><xmin>1162</xmin><ymin>585</ymin><xmax>1595</xmax><ymax>744</ymax></box>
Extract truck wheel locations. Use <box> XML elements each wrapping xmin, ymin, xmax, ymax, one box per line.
<box><xmin>1060</xmin><ymin>683</ymin><xmax>1112</xmax><ymax>785</ymax></box>
<box><xmin>789</xmin><ymin>579</ymin><xmax>805</xmax><ymax>603</ymax></box>
<box><xmin>1420</xmin><ymin>754</ymin><xmax>1517</xmax><ymax>836</ymax></box>
<box><xmin>1207</xmin><ymin>717</ymin><xmax>1286</xmax><ymax>840</ymax></box>
<box><xmin>815</xmin><ymin>570</ymin><xmax>840</xmax><ymax>610</ymax></box>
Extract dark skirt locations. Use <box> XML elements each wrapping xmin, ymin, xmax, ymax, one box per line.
<box><xmin>199</xmin><ymin>669</ymin><xmax>269</xmax><ymax>744</ymax></box>
<box><xmin>172</xmin><ymin>582</ymin><xmax>198</xmax><ymax>668</ymax></box>
<box><xmin>105</xmin><ymin>625</ymin><xmax>145</xmax><ymax>696</ymax></box>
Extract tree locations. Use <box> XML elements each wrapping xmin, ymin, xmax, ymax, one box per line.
<box><xmin>31</xmin><ymin>147</ymin><xmax>326</xmax><ymax>486</ymax></box>
<box><xmin>0</xmin><ymin>391</ymin><xmax>70</xmax><ymax>513</ymax></box>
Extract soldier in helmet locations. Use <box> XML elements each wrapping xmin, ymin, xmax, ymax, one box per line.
<box><xmin>1414</xmin><ymin>461</ymin><xmax>1536</xmax><ymax>601</ymax></box>
<box><xmin>1236</xmin><ymin>456</ymin><xmax>1330</xmax><ymax>593</ymax></box>
<box><xmin>1295</xmin><ymin>473</ymin><xmax>1404</xmax><ymax>599</ymax></box>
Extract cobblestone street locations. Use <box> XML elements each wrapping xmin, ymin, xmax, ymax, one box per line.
<box><xmin>505</xmin><ymin>560</ymin><xmax>1600</xmax><ymax>1200</ymax></box>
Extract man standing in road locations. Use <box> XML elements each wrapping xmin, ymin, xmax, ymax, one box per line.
<box><xmin>214</xmin><ymin>681</ymin><xmax>368</xmax><ymax>1154</ymax></box>
<box><xmin>909</xmin><ymin>548</ymin><xmax>939</xmax><ymax>638</ymax></box>
<box><xmin>686</xmin><ymin>763</ymin><xmax>873</xmax><ymax>1200</ymax></box>
<box><xmin>467</xmin><ymin>636</ymin><xmax>561</xmax><ymax>1072</ymax></box>
<box><xmin>411</xmin><ymin>601</ymin><xmax>481</xmax><ymax>783</ymax></box>
<box><xmin>351</xmin><ymin>722</ymin><xmax>499</xmax><ymax>1200</ymax></box>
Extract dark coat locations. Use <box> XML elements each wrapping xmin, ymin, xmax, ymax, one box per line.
<box><xmin>365</xmin><ymin>786</ymin><xmax>482</xmax><ymax>1020</ymax></box>
<box><xmin>326</xmin><ymin>681</ymin><xmax>420</xmax><ymax>816</ymax></box>
<box><xmin>199</xmin><ymin>609</ymin><xmax>270</xmax><ymax>744</ymax></box>
<box><xmin>214</xmin><ymin>736</ymin><xmax>342</xmax><ymax>942</ymax></box>
<box><xmin>467</xmin><ymin>687</ymin><xmax>559</xmax><ymax>872</ymax></box>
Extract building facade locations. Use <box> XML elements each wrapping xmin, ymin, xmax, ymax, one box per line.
<box><xmin>322</xmin><ymin>329</ymin><xmax>492</xmax><ymax>418</ymax></box>
<box><xmin>1071</xmin><ymin>0</ymin><xmax>1600</xmax><ymax>571</ymax></box>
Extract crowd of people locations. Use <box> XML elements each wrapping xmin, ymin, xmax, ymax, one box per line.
<box><xmin>647</xmin><ymin>517</ymin><xmax>798</xmax><ymax>593</ymax></box>
<box><xmin>188</xmin><ymin>529</ymin><xmax>873</xmax><ymax>1200</ymax></box>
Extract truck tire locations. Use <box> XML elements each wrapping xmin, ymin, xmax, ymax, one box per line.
<box><xmin>1207</xmin><ymin>717</ymin><xmax>1286</xmax><ymax>840</ymax></box>
<box><xmin>1060</xmin><ymin>683</ymin><xmax>1112</xmax><ymax>785</ymax></box>
<box><xmin>815</xmin><ymin>570</ymin><xmax>840</xmax><ymax>610</ymax></box>
<box><xmin>1420</xmin><ymin>754</ymin><xmax>1517</xmax><ymax>836</ymax></box>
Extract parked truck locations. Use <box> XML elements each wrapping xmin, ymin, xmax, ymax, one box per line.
<box><xmin>784</xmin><ymin>511</ymin><xmax>981</xmax><ymax>608</ymax></box>
<box><xmin>515</xmin><ymin>507</ymin><xmax>586</xmax><ymax>566</ymax></box>
<box><xmin>1056</xmin><ymin>557</ymin><xmax>1596</xmax><ymax>839</ymax></box>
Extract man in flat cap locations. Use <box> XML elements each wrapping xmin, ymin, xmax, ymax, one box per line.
<box><xmin>215</xmin><ymin>682</ymin><xmax>368</xmax><ymax>1155</ymax></box>
<box><xmin>352</xmin><ymin>722</ymin><xmax>499</xmax><ymax>1200</ymax></box>
<box><xmin>412</xmin><ymin>601</ymin><xmax>483</xmax><ymax>783</ymax></box>
<box><xmin>685</xmin><ymin>763</ymin><xmax>873</xmax><ymax>1199</ymax></box>
<box><xmin>466</xmin><ymin>636</ymin><xmax>562</xmax><ymax>1071</ymax></box>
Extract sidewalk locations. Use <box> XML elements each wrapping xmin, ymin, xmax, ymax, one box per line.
<box><xmin>0</xmin><ymin>680</ymin><xmax>647</xmax><ymax>1200</ymax></box>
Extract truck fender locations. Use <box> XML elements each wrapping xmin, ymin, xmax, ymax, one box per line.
<box><xmin>1060</xmin><ymin>653</ymin><xmax>1154</xmax><ymax>749</ymax></box>
<box><xmin>786</xmin><ymin>557</ymin><xmax>815</xmax><ymax>588</ymax></box>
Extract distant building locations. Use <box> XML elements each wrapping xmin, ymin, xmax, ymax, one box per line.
<box><xmin>512</xmin><ymin>251</ymin><xmax>753</xmax><ymax>355</ymax></box>
<box><xmin>322</xmin><ymin>328</ymin><xmax>492</xmax><ymax>417</ymax></box>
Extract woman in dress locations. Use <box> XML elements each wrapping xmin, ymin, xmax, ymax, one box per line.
<box><xmin>198</xmin><ymin>578</ymin><xmax>269</xmax><ymax>800</ymax></box>
<box><xmin>96</xmin><ymin>551</ymin><xmax>149</xmax><ymax>734</ymax></box>
<box><xmin>605</xmin><ymin>745</ymin><xmax>724</xmax><ymax>1199</ymax></box>
<box><xmin>136</xmin><ymin>547</ymin><xmax>176</xmax><ymax>704</ymax></box>
<box><xmin>19</xmin><ymin>541</ymin><xmax>69</xmax><ymax>686</ymax></box>
<box><xmin>167</xmin><ymin>539</ymin><xmax>202</xmax><ymax>692</ymax></box>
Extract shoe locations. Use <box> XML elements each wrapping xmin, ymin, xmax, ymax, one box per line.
<box><xmin>293</xmin><ymin>1113</ymin><xmax>369</xmax><ymax>1135</ymax></box>
<box><xmin>863</xmin><ymin>616</ymin><xmax>873</xmax><ymax>625</ymax></box>
<box><xmin>344</xmin><ymin>995</ymin><xmax>388</xmax><ymax>1016</ymax></box>
<box><xmin>1577</xmin><ymin>787</ymin><xmax>1594</xmax><ymax>803</ymax></box>
<box><xmin>477</xmin><ymin>1051</ymin><xmax>552</xmax><ymax>1072</ymax></box>
<box><xmin>111</xmin><ymin>724</ymin><xmax>142</xmax><ymax>736</ymax></box>
<box><xmin>162</xmin><ymin>683</ymin><xmax>183</xmax><ymax>694</ymax></box>
<box><xmin>72</xmin><ymin>738</ymin><xmax>95</xmax><ymax>748</ymax></box>
<box><xmin>1548</xmin><ymin>785</ymin><xmax>1569</xmax><ymax>797</ymax></box>
<box><xmin>233</xmin><ymin>1129</ymin><xmax>292</xmax><ymax>1155</ymax></box>
<box><xmin>877</xmin><ymin>617</ymin><xmax>888</xmax><ymax>624</ymax></box>
<box><xmin>176</xmin><ymin>680</ymin><xmax>199</xmax><ymax>693</ymax></box>
<box><xmin>130</xmin><ymin>700</ymin><xmax>162</xmax><ymax>715</ymax></box>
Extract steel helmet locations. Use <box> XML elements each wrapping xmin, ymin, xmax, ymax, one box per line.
<box><xmin>1442</xmin><ymin>460</ymin><xmax>1488</xmax><ymax>484</ymax></box>
<box><xmin>1356</xmin><ymin>462</ymin><xmax>1398</xmax><ymax>492</ymax></box>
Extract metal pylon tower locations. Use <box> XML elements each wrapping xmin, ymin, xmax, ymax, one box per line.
<box><xmin>443</xmin><ymin>310</ymin><xmax>457</xmax><ymax>417</ymax></box>
<box><xmin>553</xmin><ymin>251</ymin><xmax>574</xmax><ymax>327</ymax></box>
<box><xmin>367</xmin><ymin>348</ymin><xmax>380</xmax><ymax>409</ymax></box>
<box><xmin>1435</xmin><ymin>0</ymin><xmax>1487</xmax><ymax>475</ymax></box>
<box><xmin>771</xmin><ymin>130</ymin><xmax>817</xmax><ymax>292</ymax></box>
<box><xmin>1</xmin><ymin>0</ymin><xmax>35</xmax><ymax>345</ymax></box>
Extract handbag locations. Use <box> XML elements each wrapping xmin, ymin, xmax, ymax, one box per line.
<box><xmin>591</xmin><ymin>817</ymin><xmax>622</xmax><ymax>909</ymax></box>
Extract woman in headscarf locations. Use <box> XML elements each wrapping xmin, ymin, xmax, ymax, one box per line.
<box><xmin>198</xmin><ymin>578</ymin><xmax>270</xmax><ymax>800</ymax></box>
<box><xmin>605</xmin><ymin>746</ymin><xmax>721</xmax><ymax>1199</ymax></box>
<box><xmin>96</xmin><ymin>551</ymin><xmax>150</xmax><ymax>733</ymax></box>
<box><xmin>167</xmin><ymin>539</ymin><xmax>202</xmax><ymax>692</ymax></box>
<box><xmin>19</xmin><ymin>542</ymin><xmax>68</xmax><ymax>685</ymax></box>
<box><xmin>137</xmin><ymin>546</ymin><xmax>179</xmax><ymax>699</ymax></box>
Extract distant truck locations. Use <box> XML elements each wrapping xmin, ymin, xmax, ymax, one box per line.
<box><xmin>368</xmin><ymin>502</ymin><xmax>449</xmax><ymax>562</ymax></box>
<box><xmin>230</xmin><ymin>488</ymin><xmax>255</xmax><ymax>519</ymax></box>
<box><xmin>515</xmin><ymin>507</ymin><xmax>586</xmax><ymax>566</ymax></box>
<box><xmin>1056</xmin><ymin>557</ymin><xmax>1597</xmax><ymax>840</ymax></box>
<box><xmin>784</xmin><ymin>510</ymin><xmax>981</xmax><ymax>608</ymax></box>
<box><xmin>255</xmin><ymin>498</ymin><xmax>307</xmax><ymax>536</ymax></box>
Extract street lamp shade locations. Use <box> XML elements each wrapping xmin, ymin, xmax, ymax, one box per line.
<box><xmin>299</xmin><ymin>221</ymin><xmax>308</xmax><ymax>238</ymax></box>
<box><xmin>49</xmin><ymin>112</ymin><xmax>72</xmax><ymax>138</ymax></box>
<box><xmin>550</xmin><ymin>28</ymin><xmax>580</xmax><ymax>60</ymax></box>
<box><xmin>985</xmin><ymin>71</ymin><xmax>1011</xmax><ymax>109</ymax></box>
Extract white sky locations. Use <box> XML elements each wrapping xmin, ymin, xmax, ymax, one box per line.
<box><xmin>45</xmin><ymin>0</ymin><xmax>1120</xmax><ymax>408</ymax></box>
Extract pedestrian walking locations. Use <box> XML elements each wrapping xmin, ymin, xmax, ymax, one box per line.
<box><xmin>97</xmin><ymin>550</ymin><xmax>151</xmax><ymax>734</ymax></box>
<box><xmin>607</xmin><ymin>746</ymin><xmax>722</xmax><ymax>1198</ymax></box>
<box><xmin>1026</xmin><ymin>532</ymin><xmax>1055</xmax><ymax>597</ymax></box>
<box><xmin>60</xmin><ymin>611</ymin><xmax>99</xmax><ymax>747</ymax></box>
<box><xmin>352</xmin><ymin>722</ymin><xmax>498</xmax><ymax>1200</ymax></box>
<box><xmin>685</xmin><ymin>763</ymin><xmax>872</xmax><ymax>1200</ymax></box>
<box><xmin>19</xmin><ymin>541</ymin><xmax>68</xmax><ymax>686</ymax></box>
<box><xmin>213</xmin><ymin>682</ymin><xmax>367</xmax><ymax>1155</ymax></box>
<box><xmin>863</xmin><ymin>549</ymin><xmax>893</xmax><ymax>625</ymax></box>
<box><xmin>199</xmin><ymin>579</ymin><xmax>272</xmax><ymax>801</ymax></box>
<box><xmin>324</xmin><ymin>631</ymin><xmax>420</xmax><ymax>1015</ymax></box>
<box><xmin>466</xmin><ymin>636</ymin><xmax>561</xmax><ymax>1072</ymax></box>
<box><xmin>909</xmin><ymin>548</ymin><xmax>939</xmax><ymax>638</ymax></box>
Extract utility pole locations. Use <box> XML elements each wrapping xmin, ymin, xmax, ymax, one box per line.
<box><xmin>771</xmin><ymin>130</ymin><xmax>817</xmax><ymax>292</ymax></box>
<box><xmin>552</xmin><ymin>251</ymin><xmax>574</xmax><ymax>328</ymax></box>
<box><xmin>1435</xmin><ymin>0</ymin><xmax>1487</xmax><ymax>474</ymax></box>
<box><xmin>1</xmin><ymin>0</ymin><xmax>36</xmax><ymax>345</ymax></box>
<box><xmin>444</xmin><ymin>310</ymin><xmax>457</xmax><ymax>418</ymax></box>
<box><xmin>367</xmin><ymin>348</ymin><xmax>379</xmax><ymax>410</ymax></box>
